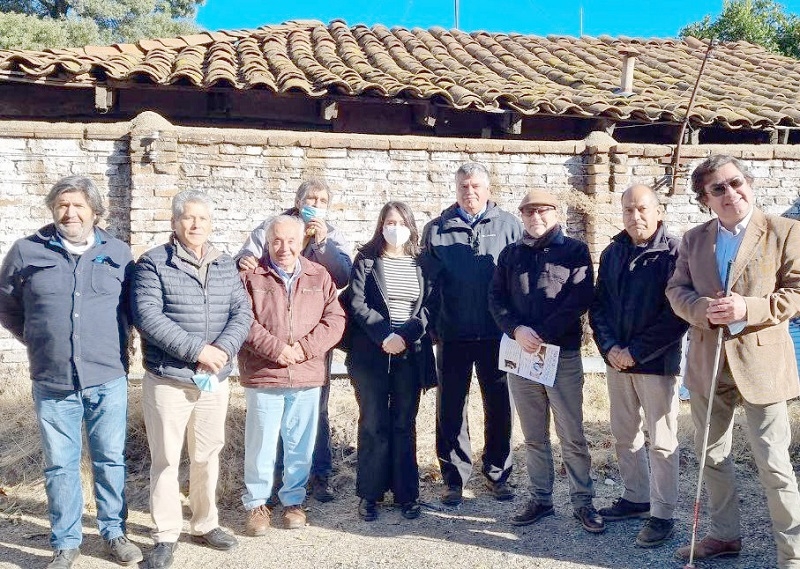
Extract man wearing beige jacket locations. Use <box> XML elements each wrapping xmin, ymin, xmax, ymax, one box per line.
<box><xmin>666</xmin><ymin>155</ymin><xmax>800</xmax><ymax>568</ymax></box>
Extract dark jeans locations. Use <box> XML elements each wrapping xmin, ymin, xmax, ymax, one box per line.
<box><xmin>352</xmin><ymin>355</ymin><xmax>422</xmax><ymax>503</ymax></box>
<box><xmin>273</xmin><ymin>353</ymin><xmax>333</xmax><ymax>484</ymax></box>
<box><xmin>436</xmin><ymin>339</ymin><xmax>512</xmax><ymax>489</ymax></box>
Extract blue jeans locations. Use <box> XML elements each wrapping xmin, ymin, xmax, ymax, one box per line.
<box><xmin>242</xmin><ymin>386</ymin><xmax>320</xmax><ymax>510</ymax></box>
<box><xmin>32</xmin><ymin>376</ymin><xmax>129</xmax><ymax>549</ymax></box>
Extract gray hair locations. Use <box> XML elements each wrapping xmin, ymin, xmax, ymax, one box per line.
<box><xmin>171</xmin><ymin>190</ymin><xmax>214</xmax><ymax>219</ymax></box>
<box><xmin>455</xmin><ymin>163</ymin><xmax>490</xmax><ymax>184</ymax></box>
<box><xmin>294</xmin><ymin>178</ymin><xmax>333</xmax><ymax>205</ymax></box>
<box><xmin>690</xmin><ymin>155</ymin><xmax>754</xmax><ymax>210</ymax></box>
<box><xmin>45</xmin><ymin>176</ymin><xmax>106</xmax><ymax>219</ymax></box>
<box><xmin>266</xmin><ymin>214</ymin><xmax>305</xmax><ymax>241</ymax></box>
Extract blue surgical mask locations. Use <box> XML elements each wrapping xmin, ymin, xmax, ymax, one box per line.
<box><xmin>299</xmin><ymin>205</ymin><xmax>325</xmax><ymax>223</ymax></box>
<box><xmin>192</xmin><ymin>373</ymin><xmax>220</xmax><ymax>392</ymax></box>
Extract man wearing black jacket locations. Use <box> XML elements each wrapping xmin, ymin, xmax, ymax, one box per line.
<box><xmin>489</xmin><ymin>189</ymin><xmax>604</xmax><ymax>534</ymax></box>
<box><xmin>423</xmin><ymin>163</ymin><xmax>522</xmax><ymax>506</ymax></box>
<box><xmin>589</xmin><ymin>184</ymin><xmax>688</xmax><ymax>547</ymax></box>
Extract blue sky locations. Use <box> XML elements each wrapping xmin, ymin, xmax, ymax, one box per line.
<box><xmin>197</xmin><ymin>0</ymin><xmax>800</xmax><ymax>38</ymax></box>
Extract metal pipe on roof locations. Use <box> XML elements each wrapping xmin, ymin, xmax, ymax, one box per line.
<box><xmin>670</xmin><ymin>38</ymin><xmax>717</xmax><ymax>195</ymax></box>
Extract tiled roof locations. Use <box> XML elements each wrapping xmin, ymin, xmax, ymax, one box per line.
<box><xmin>1</xmin><ymin>19</ymin><xmax>799</xmax><ymax>129</ymax></box>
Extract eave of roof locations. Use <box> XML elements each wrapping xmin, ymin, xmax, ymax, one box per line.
<box><xmin>1</xmin><ymin>20</ymin><xmax>799</xmax><ymax>129</ymax></box>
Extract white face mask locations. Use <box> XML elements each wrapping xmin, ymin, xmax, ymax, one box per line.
<box><xmin>383</xmin><ymin>225</ymin><xmax>411</xmax><ymax>248</ymax></box>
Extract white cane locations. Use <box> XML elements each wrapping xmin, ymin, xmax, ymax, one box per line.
<box><xmin>684</xmin><ymin>258</ymin><xmax>734</xmax><ymax>569</ymax></box>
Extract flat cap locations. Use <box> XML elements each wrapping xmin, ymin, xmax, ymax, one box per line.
<box><xmin>518</xmin><ymin>189</ymin><xmax>559</xmax><ymax>210</ymax></box>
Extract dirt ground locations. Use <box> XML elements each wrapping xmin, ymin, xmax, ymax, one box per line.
<box><xmin>0</xmin><ymin>376</ymin><xmax>796</xmax><ymax>569</ymax></box>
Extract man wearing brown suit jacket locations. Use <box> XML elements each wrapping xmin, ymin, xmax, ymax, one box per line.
<box><xmin>666</xmin><ymin>155</ymin><xmax>800</xmax><ymax>568</ymax></box>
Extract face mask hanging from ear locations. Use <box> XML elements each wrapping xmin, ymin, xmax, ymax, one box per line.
<box><xmin>383</xmin><ymin>225</ymin><xmax>411</xmax><ymax>248</ymax></box>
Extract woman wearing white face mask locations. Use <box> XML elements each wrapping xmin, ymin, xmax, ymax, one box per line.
<box><xmin>343</xmin><ymin>201</ymin><xmax>440</xmax><ymax>522</ymax></box>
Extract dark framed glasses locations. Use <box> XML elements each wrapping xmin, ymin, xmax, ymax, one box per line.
<box><xmin>706</xmin><ymin>176</ymin><xmax>746</xmax><ymax>197</ymax></box>
<box><xmin>520</xmin><ymin>205</ymin><xmax>556</xmax><ymax>217</ymax></box>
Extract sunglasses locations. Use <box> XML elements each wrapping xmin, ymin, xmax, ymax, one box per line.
<box><xmin>520</xmin><ymin>205</ymin><xmax>556</xmax><ymax>217</ymax></box>
<box><xmin>706</xmin><ymin>176</ymin><xmax>746</xmax><ymax>197</ymax></box>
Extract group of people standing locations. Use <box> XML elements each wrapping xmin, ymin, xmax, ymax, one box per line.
<box><xmin>0</xmin><ymin>154</ymin><xmax>799</xmax><ymax>569</ymax></box>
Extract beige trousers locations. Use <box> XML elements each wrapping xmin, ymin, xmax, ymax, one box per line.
<box><xmin>606</xmin><ymin>368</ymin><xmax>680</xmax><ymax>519</ymax></box>
<box><xmin>690</xmin><ymin>366</ymin><xmax>800</xmax><ymax>568</ymax></box>
<box><xmin>142</xmin><ymin>371</ymin><xmax>230</xmax><ymax>543</ymax></box>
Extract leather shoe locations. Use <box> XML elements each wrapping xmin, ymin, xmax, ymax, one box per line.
<box><xmin>147</xmin><ymin>542</ymin><xmax>177</xmax><ymax>569</ymax></box>
<box><xmin>574</xmin><ymin>505</ymin><xmax>606</xmax><ymax>534</ymax></box>
<box><xmin>245</xmin><ymin>504</ymin><xmax>272</xmax><ymax>536</ymax></box>
<box><xmin>47</xmin><ymin>549</ymin><xmax>80</xmax><ymax>569</ymax></box>
<box><xmin>358</xmin><ymin>499</ymin><xmax>378</xmax><ymax>521</ymax></box>
<box><xmin>105</xmin><ymin>536</ymin><xmax>143</xmax><ymax>566</ymax></box>
<box><xmin>598</xmin><ymin>497</ymin><xmax>650</xmax><ymax>521</ymax></box>
<box><xmin>440</xmin><ymin>486</ymin><xmax>463</xmax><ymax>506</ymax></box>
<box><xmin>190</xmin><ymin>527</ymin><xmax>238</xmax><ymax>551</ymax></box>
<box><xmin>400</xmin><ymin>501</ymin><xmax>421</xmax><ymax>520</ymax></box>
<box><xmin>485</xmin><ymin>480</ymin><xmax>514</xmax><ymax>501</ymax></box>
<box><xmin>635</xmin><ymin>516</ymin><xmax>674</xmax><ymax>548</ymax></box>
<box><xmin>310</xmin><ymin>476</ymin><xmax>335</xmax><ymax>503</ymax></box>
<box><xmin>675</xmin><ymin>535</ymin><xmax>742</xmax><ymax>561</ymax></box>
<box><xmin>511</xmin><ymin>500</ymin><xmax>555</xmax><ymax>526</ymax></box>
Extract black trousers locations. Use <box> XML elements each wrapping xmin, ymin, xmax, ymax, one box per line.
<box><xmin>435</xmin><ymin>339</ymin><xmax>513</xmax><ymax>488</ymax></box>
<box><xmin>352</xmin><ymin>355</ymin><xmax>422</xmax><ymax>504</ymax></box>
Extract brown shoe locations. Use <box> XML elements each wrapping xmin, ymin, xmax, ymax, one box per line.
<box><xmin>245</xmin><ymin>504</ymin><xmax>271</xmax><ymax>536</ymax></box>
<box><xmin>282</xmin><ymin>505</ymin><xmax>307</xmax><ymax>529</ymax></box>
<box><xmin>675</xmin><ymin>535</ymin><xmax>742</xmax><ymax>561</ymax></box>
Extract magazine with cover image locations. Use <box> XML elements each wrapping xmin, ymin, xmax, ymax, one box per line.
<box><xmin>498</xmin><ymin>334</ymin><xmax>560</xmax><ymax>387</ymax></box>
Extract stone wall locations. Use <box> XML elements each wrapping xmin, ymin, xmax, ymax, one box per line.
<box><xmin>1</xmin><ymin>111</ymin><xmax>799</xmax><ymax>377</ymax></box>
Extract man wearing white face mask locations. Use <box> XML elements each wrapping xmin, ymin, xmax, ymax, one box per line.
<box><xmin>237</xmin><ymin>179</ymin><xmax>352</xmax><ymax>503</ymax></box>
<box><xmin>344</xmin><ymin>201</ymin><xmax>439</xmax><ymax>522</ymax></box>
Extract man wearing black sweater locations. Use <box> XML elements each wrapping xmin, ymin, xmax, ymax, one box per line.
<box><xmin>489</xmin><ymin>188</ymin><xmax>604</xmax><ymax>534</ymax></box>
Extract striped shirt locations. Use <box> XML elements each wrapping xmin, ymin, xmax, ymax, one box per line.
<box><xmin>382</xmin><ymin>256</ymin><xmax>421</xmax><ymax>329</ymax></box>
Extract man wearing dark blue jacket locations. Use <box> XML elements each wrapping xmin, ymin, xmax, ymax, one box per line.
<box><xmin>0</xmin><ymin>176</ymin><xmax>141</xmax><ymax>569</ymax></box>
<box><xmin>423</xmin><ymin>163</ymin><xmax>522</xmax><ymax>506</ymax></box>
<box><xmin>590</xmin><ymin>184</ymin><xmax>688</xmax><ymax>547</ymax></box>
<box><xmin>489</xmin><ymin>188</ymin><xmax>604</xmax><ymax>534</ymax></box>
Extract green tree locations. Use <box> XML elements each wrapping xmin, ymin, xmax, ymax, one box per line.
<box><xmin>0</xmin><ymin>0</ymin><xmax>203</xmax><ymax>50</ymax></box>
<box><xmin>680</xmin><ymin>0</ymin><xmax>800</xmax><ymax>58</ymax></box>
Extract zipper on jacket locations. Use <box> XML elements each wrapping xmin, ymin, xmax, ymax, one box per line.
<box><xmin>286</xmin><ymin>282</ymin><xmax>294</xmax><ymax>387</ymax></box>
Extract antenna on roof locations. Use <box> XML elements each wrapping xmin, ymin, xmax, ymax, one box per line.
<box><xmin>580</xmin><ymin>6</ymin><xmax>583</xmax><ymax>36</ymax></box>
<box><xmin>455</xmin><ymin>0</ymin><xmax>460</xmax><ymax>29</ymax></box>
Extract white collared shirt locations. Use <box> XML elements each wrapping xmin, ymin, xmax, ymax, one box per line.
<box><xmin>715</xmin><ymin>207</ymin><xmax>753</xmax><ymax>334</ymax></box>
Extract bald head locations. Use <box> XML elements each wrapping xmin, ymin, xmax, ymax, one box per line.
<box><xmin>621</xmin><ymin>185</ymin><xmax>663</xmax><ymax>244</ymax></box>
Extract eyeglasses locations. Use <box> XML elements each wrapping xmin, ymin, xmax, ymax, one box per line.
<box><xmin>520</xmin><ymin>206</ymin><xmax>556</xmax><ymax>217</ymax></box>
<box><xmin>706</xmin><ymin>176</ymin><xmax>746</xmax><ymax>197</ymax></box>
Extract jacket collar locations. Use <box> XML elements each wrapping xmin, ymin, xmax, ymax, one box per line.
<box><xmin>36</xmin><ymin>223</ymin><xmax>109</xmax><ymax>250</ymax></box>
<box><xmin>440</xmin><ymin>201</ymin><xmax>499</xmax><ymax>229</ymax></box>
<box><xmin>521</xmin><ymin>224</ymin><xmax>565</xmax><ymax>249</ymax></box>
<box><xmin>611</xmin><ymin>222</ymin><xmax>670</xmax><ymax>252</ymax></box>
<box><xmin>253</xmin><ymin>255</ymin><xmax>322</xmax><ymax>278</ymax></box>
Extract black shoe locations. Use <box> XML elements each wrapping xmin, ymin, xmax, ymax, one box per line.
<box><xmin>485</xmin><ymin>480</ymin><xmax>514</xmax><ymax>501</ymax></box>
<box><xmin>510</xmin><ymin>500</ymin><xmax>555</xmax><ymax>526</ymax></box>
<box><xmin>440</xmin><ymin>486</ymin><xmax>463</xmax><ymax>506</ymax></box>
<box><xmin>358</xmin><ymin>499</ymin><xmax>378</xmax><ymax>521</ymax></box>
<box><xmin>636</xmin><ymin>516</ymin><xmax>675</xmax><ymax>548</ymax></box>
<box><xmin>190</xmin><ymin>527</ymin><xmax>238</xmax><ymax>551</ymax></box>
<box><xmin>598</xmin><ymin>497</ymin><xmax>650</xmax><ymax>521</ymax></box>
<box><xmin>47</xmin><ymin>549</ymin><xmax>80</xmax><ymax>569</ymax></box>
<box><xmin>574</xmin><ymin>505</ymin><xmax>606</xmax><ymax>534</ymax></box>
<box><xmin>400</xmin><ymin>501</ymin><xmax>421</xmax><ymax>520</ymax></box>
<box><xmin>310</xmin><ymin>476</ymin><xmax>335</xmax><ymax>503</ymax></box>
<box><xmin>148</xmin><ymin>542</ymin><xmax>177</xmax><ymax>569</ymax></box>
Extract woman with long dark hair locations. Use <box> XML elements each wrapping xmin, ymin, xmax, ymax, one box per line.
<box><xmin>345</xmin><ymin>201</ymin><xmax>439</xmax><ymax>521</ymax></box>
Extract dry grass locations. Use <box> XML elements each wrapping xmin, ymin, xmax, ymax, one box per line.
<box><xmin>2</xmin><ymin>371</ymin><xmax>799</xmax><ymax>517</ymax></box>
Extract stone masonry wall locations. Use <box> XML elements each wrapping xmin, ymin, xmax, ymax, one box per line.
<box><xmin>1</xmin><ymin>111</ymin><xmax>799</xmax><ymax>378</ymax></box>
